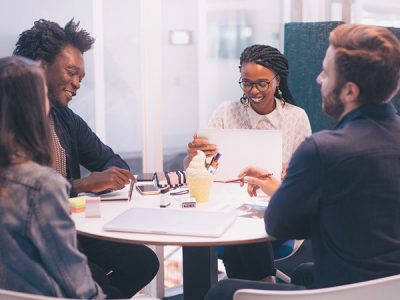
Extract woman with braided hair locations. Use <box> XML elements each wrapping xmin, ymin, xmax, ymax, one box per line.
<box><xmin>185</xmin><ymin>44</ymin><xmax>311</xmax><ymax>282</ymax></box>
<box><xmin>185</xmin><ymin>44</ymin><xmax>311</xmax><ymax>171</ymax></box>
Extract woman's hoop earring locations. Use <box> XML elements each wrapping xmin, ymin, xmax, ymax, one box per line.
<box><xmin>277</xmin><ymin>86</ymin><xmax>285</xmax><ymax>101</ymax></box>
<box><xmin>277</xmin><ymin>86</ymin><xmax>285</xmax><ymax>103</ymax></box>
<box><xmin>240</xmin><ymin>93</ymin><xmax>250</xmax><ymax>109</ymax></box>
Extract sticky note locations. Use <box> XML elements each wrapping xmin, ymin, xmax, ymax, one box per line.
<box><xmin>69</xmin><ymin>196</ymin><xmax>87</xmax><ymax>213</ymax></box>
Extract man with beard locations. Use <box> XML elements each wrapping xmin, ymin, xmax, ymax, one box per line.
<box><xmin>14</xmin><ymin>19</ymin><xmax>159</xmax><ymax>299</ymax></box>
<box><xmin>205</xmin><ymin>23</ymin><xmax>400</xmax><ymax>300</ymax></box>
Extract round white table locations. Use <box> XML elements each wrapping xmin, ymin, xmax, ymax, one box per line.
<box><xmin>72</xmin><ymin>182</ymin><xmax>272</xmax><ymax>300</ymax></box>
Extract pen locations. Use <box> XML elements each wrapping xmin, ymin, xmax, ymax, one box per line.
<box><xmin>223</xmin><ymin>173</ymin><xmax>273</xmax><ymax>183</ymax></box>
<box><xmin>128</xmin><ymin>180</ymin><xmax>134</xmax><ymax>201</ymax></box>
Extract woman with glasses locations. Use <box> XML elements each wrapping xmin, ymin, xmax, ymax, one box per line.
<box><xmin>0</xmin><ymin>56</ymin><xmax>104</xmax><ymax>299</ymax></box>
<box><xmin>185</xmin><ymin>44</ymin><xmax>311</xmax><ymax>173</ymax></box>
<box><xmin>184</xmin><ymin>44</ymin><xmax>311</xmax><ymax>282</ymax></box>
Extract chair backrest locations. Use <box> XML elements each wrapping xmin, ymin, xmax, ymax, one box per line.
<box><xmin>0</xmin><ymin>288</ymin><xmax>161</xmax><ymax>300</ymax></box>
<box><xmin>284</xmin><ymin>21</ymin><xmax>344</xmax><ymax>132</ymax></box>
<box><xmin>233</xmin><ymin>273</ymin><xmax>400</xmax><ymax>300</ymax></box>
<box><xmin>0</xmin><ymin>289</ymin><xmax>61</xmax><ymax>300</ymax></box>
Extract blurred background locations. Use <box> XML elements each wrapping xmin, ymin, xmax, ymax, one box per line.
<box><xmin>1</xmin><ymin>0</ymin><xmax>399</xmax><ymax>296</ymax></box>
<box><xmin>2</xmin><ymin>0</ymin><xmax>399</xmax><ymax>176</ymax></box>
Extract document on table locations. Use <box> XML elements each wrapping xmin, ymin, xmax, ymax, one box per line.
<box><xmin>79</xmin><ymin>185</ymin><xmax>129</xmax><ymax>201</ymax></box>
<box><xmin>236</xmin><ymin>203</ymin><xmax>267</xmax><ymax>219</ymax></box>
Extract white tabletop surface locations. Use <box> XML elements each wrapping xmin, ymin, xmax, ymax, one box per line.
<box><xmin>72</xmin><ymin>182</ymin><xmax>272</xmax><ymax>246</ymax></box>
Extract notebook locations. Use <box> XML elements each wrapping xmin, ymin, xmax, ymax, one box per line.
<box><xmin>79</xmin><ymin>185</ymin><xmax>130</xmax><ymax>201</ymax></box>
<box><xmin>96</xmin><ymin>189</ymin><xmax>128</xmax><ymax>201</ymax></box>
<box><xmin>196</xmin><ymin>128</ymin><xmax>282</xmax><ymax>181</ymax></box>
<box><xmin>103</xmin><ymin>207</ymin><xmax>237</xmax><ymax>238</ymax></box>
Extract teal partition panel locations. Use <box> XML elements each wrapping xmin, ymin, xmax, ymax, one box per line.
<box><xmin>284</xmin><ymin>21</ymin><xmax>344</xmax><ymax>132</ymax></box>
<box><xmin>284</xmin><ymin>22</ymin><xmax>400</xmax><ymax>133</ymax></box>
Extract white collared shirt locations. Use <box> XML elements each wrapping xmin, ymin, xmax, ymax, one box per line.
<box><xmin>207</xmin><ymin>98</ymin><xmax>312</xmax><ymax>164</ymax></box>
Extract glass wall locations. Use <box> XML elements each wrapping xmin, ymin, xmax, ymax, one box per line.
<box><xmin>161</xmin><ymin>0</ymin><xmax>199</xmax><ymax>171</ymax></box>
<box><xmin>351</xmin><ymin>0</ymin><xmax>400</xmax><ymax>26</ymax></box>
<box><xmin>198</xmin><ymin>0</ymin><xmax>283</xmax><ymax>128</ymax></box>
<box><xmin>0</xmin><ymin>0</ymin><xmax>143</xmax><ymax>174</ymax></box>
<box><xmin>102</xmin><ymin>0</ymin><xmax>142</xmax><ymax>172</ymax></box>
<box><xmin>0</xmin><ymin>0</ymin><xmax>95</xmax><ymax>127</ymax></box>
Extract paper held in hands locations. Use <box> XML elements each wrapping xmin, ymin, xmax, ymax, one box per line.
<box><xmin>196</xmin><ymin>128</ymin><xmax>282</xmax><ymax>182</ymax></box>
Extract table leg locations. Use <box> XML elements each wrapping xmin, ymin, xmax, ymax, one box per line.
<box><xmin>182</xmin><ymin>246</ymin><xmax>218</xmax><ymax>300</ymax></box>
<box><xmin>145</xmin><ymin>245</ymin><xmax>165</xmax><ymax>298</ymax></box>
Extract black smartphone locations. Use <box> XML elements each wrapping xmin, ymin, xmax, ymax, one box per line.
<box><xmin>136</xmin><ymin>184</ymin><xmax>160</xmax><ymax>195</ymax></box>
<box><xmin>137</xmin><ymin>172</ymin><xmax>155</xmax><ymax>182</ymax></box>
<box><xmin>155</xmin><ymin>171</ymin><xmax>168</xmax><ymax>188</ymax></box>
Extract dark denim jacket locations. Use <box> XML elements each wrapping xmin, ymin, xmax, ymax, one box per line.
<box><xmin>0</xmin><ymin>161</ymin><xmax>104</xmax><ymax>299</ymax></box>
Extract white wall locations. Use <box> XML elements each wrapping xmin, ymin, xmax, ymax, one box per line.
<box><xmin>0</xmin><ymin>0</ymin><xmax>145</xmax><ymax>156</ymax></box>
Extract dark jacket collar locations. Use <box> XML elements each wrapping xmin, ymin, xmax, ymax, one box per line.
<box><xmin>335</xmin><ymin>102</ymin><xmax>398</xmax><ymax>129</ymax></box>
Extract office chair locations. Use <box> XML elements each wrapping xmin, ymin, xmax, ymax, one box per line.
<box><xmin>217</xmin><ymin>239</ymin><xmax>312</xmax><ymax>284</ymax></box>
<box><xmin>0</xmin><ymin>289</ymin><xmax>61</xmax><ymax>300</ymax></box>
<box><xmin>0</xmin><ymin>288</ymin><xmax>161</xmax><ymax>300</ymax></box>
<box><xmin>233</xmin><ymin>273</ymin><xmax>400</xmax><ymax>300</ymax></box>
<box><xmin>274</xmin><ymin>239</ymin><xmax>313</xmax><ymax>283</ymax></box>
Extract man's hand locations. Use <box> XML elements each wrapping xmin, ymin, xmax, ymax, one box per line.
<box><xmin>73</xmin><ymin>167</ymin><xmax>136</xmax><ymax>194</ymax></box>
<box><xmin>187</xmin><ymin>133</ymin><xmax>217</xmax><ymax>159</ymax></box>
<box><xmin>238</xmin><ymin>166</ymin><xmax>280</xmax><ymax>197</ymax></box>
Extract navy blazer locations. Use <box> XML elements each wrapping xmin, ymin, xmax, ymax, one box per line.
<box><xmin>50</xmin><ymin>105</ymin><xmax>129</xmax><ymax>196</ymax></box>
<box><xmin>266</xmin><ymin>103</ymin><xmax>400</xmax><ymax>288</ymax></box>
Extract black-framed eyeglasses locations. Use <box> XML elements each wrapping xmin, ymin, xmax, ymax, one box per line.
<box><xmin>238</xmin><ymin>73</ymin><xmax>278</xmax><ymax>92</ymax></box>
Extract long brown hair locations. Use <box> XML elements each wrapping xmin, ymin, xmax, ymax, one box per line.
<box><xmin>0</xmin><ymin>56</ymin><xmax>53</xmax><ymax>171</ymax></box>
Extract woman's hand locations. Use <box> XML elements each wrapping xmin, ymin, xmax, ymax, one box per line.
<box><xmin>187</xmin><ymin>133</ymin><xmax>217</xmax><ymax>159</ymax></box>
<box><xmin>238</xmin><ymin>166</ymin><xmax>280</xmax><ymax>197</ymax></box>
